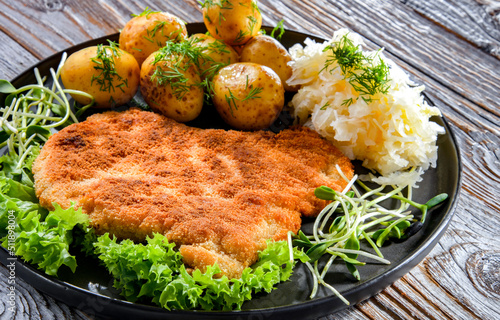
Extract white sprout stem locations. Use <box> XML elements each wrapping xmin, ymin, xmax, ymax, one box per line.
<box><xmin>313</xmin><ymin>201</ymin><xmax>337</xmax><ymax>242</ymax></box>
<box><xmin>341</xmin><ymin>173</ymin><xmax>358</xmax><ymax>194</ymax></box>
<box><xmin>7</xmin><ymin>136</ymin><xmax>14</xmax><ymax>154</ymax></box>
<box><xmin>49</xmin><ymin>52</ymin><xmax>67</xmax><ymax>98</ymax></box>
<box><xmin>50</xmin><ymin>68</ymin><xmax>78</xmax><ymax>123</ymax></box>
<box><xmin>366</xmin><ymin>185</ymin><xmax>405</xmax><ymax>207</ymax></box>
<box><xmin>362</xmin><ymin>230</ymin><xmax>384</xmax><ymax>258</ymax></box>
<box><xmin>359</xmin><ymin>184</ymin><xmax>386</xmax><ymax>200</ymax></box>
<box><xmin>16</xmin><ymin>132</ymin><xmax>25</xmax><ymax>155</ymax></box>
<box><xmin>15</xmin><ymin>145</ymin><xmax>34</xmax><ymax>170</ymax></box>
<box><xmin>63</xmin><ymin>89</ymin><xmax>93</xmax><ymax>99</ymax></box>
<box><xmin>327</xmin><ymin>248</ymin><xmax>390</xmax><ymax>264</ymax></box>
<box><xmin>3</xmin><ymin>111</ymin><xmax>61</xmax><ymax>122</ymax></box>
<box><xmin>358</xmin><ymin>214</ymin><xmax>399</xmax><ymax>232</ymax></box>
<box><xmin>36</xmin><ymin>133</ymin><xmax>48</xmax><ymax>142</ymax></box>
<box><xmin>317</xmin><ymin>201</ymin><xmax>340</xmax><ymax>237</ymax></box>
<box><xmin>320</xmin><ymin>252</ymin><xmax>338</xmax><ymax>279</ymax></box>
<box><xmin>304</xmin><ymin>262</ymin><xmax>319</xmax><ymax>299</ymax></box>
<box><xmin>335</xmin><ymin>164</ymin><xmax>351</xmax><ymax>184</ymax></box>
<box><xmin>287</xmin><ymin>231</ymin><xmax>294</xmax><ymax>264</ymax></box>
<box><xmin>317</xmin><ymin>277</ymin><xmax>350</xmax><ymax>305</ymax></box>
<box><xmin>1</xmin><ymin>119</ymin><xmax>19</xmax><ymax>134</ymax></box>
<box><xmin>1</xmin><ymin>98</ymin><xmax>22</xmax><ymax>133</ymax></box>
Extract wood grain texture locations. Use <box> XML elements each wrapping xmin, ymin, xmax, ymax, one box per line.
<box><xmin>0</xmin><ymin>0</ymin><xmax>499</xmax><ymax>319</ymax></box>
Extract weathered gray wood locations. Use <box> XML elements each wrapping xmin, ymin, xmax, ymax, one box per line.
<box><xmin>402</xmin><ymin>0</ymin><xmax>500</xmax><ymax>59</ymax></box>
<box><xmin>0</xmin><ymin>0</ymin><xmax>499</xmax><ymax>319</ymax></box>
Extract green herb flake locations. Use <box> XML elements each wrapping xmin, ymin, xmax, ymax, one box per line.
<box><xmin>90</xmin><ymin>40</ymin><xmax>128</xmax><ymax>94</ymax></box>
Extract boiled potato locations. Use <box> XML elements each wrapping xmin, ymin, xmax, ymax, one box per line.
<box><xmin>212</xmin><ymin>62</ymin><xmax>284</xmax><ymax>130</ymax></box>
<box><xmin>140</xmin><ymin>52</ymin><xmax>203</xmax><ymax>122</ymax></box>
<box><xmin>240</xmin><ymin>34</ymin><xmax>298</xmax><ymax>91</ymax></box>
<box><xmin>119</xmin><ymin>11</ymin><xmax>187</xmax><ymax>65</ymax></box>
<box><xmin>189</xmin><ymin>33</ymin><xmax>239</xmax><ymax>78</ymax></box>
<box><xmin>61</xmin><ymin>45</ymin><xmax>140</xmax><ymax>108</ymax></box>
<box><xmin>201</xmin><ymin>0</ymin><xmax>261</xmax><ymax>46</ymax></box>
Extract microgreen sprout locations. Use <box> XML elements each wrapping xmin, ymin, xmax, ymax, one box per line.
<box><xmin>0</xmin><ymin>53</ymin><xmax>93</xmax><ymax>162</ymax></box>
<box><xmin>291</xmin><ymin>165</ymin><xmax>448</xmax><ymax>304</ymax></box>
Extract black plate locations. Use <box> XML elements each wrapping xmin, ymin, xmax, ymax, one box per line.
<box><xmin>0</xmin><ymin>23</ymin><xmax>461</xmax><ymax>320</ymax></box>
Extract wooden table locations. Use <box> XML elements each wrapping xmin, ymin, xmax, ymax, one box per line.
<box><xmin>0</xmin><ymin>0</ymin><xmax>499</xmax><ymax>319</ymax></box>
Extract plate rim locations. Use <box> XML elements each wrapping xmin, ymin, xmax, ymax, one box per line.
<box><xmin>0</xmin><ymin>23</ymin><xmax>462</xmax><ymax>319</ymax></box>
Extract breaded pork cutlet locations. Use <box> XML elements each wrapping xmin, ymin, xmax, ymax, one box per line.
<box><xmin>33</xmin><ymin>109</ymin><xmax>353</xmax><ymax>279</ymax></box>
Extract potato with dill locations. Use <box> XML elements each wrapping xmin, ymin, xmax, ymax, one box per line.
<box><xmin>189</xmin><ymin>33</ymin><xmax>239</xmax><ymax>78</ymax></box>
<box><xmin>140</xmin><ymin>45</ymin><xmax>204</xmax><ymax>122</ymax></box>
<box><xmin>119</xmin><ymin>8</ymin><xmax>187</xmax><ymax>65</ymax></box>
<box><xmin>212</xmin><ymin>62</ymin><xmax>284</xmax><ymax>130</ymax></box>
<box><xmin>200</xmin><ymin>0</ymin><xmax>261</xmax><ymax>46</ymax></box>
<box><xmin>240</xmin><ymin>34</ymin><xmax>298</xmax><ymax>92</ymax></box>
<box><xmin>60</xmin><ymin>42</ymin><xmax>140</xmax><ymax>108</ymax></box>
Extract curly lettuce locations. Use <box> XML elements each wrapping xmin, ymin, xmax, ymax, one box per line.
<box><xmin>94</xmin><ymin>233</ymin><xmax>307</xmax><ymax>311</ymax></box>
<box><xmin>0</xmin><ymin>151</ymin><xmax>89</xmax><ymax>276</ymax></box>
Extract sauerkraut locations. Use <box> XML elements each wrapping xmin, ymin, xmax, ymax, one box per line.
<box><xmin>287</xmin><ymin>29</ymin><xmax>445</xmax><ymax>187</ymax></box>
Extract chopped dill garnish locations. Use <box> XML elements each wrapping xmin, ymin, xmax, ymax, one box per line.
<box><xmin>251</xmin><ymin>0</ymin><xmax>260</xmax><ymax>14</ymax></box>
<box><xmin>131</xmin><ymin>7</ymin><xmax>160</xmax><ymax>18</ymax></box>
<box><xmin>205</xmin><ymin>38</ymin><xmax>230</xmax><ymax>55</ymax></box>
<box><xmin>322</xmin><ymin>34</ymin><xmax>364</xmax><ymax>75</ymax></box>
<box><xmin>151</xmin><ymin>63</ymin><xmax>192</xmax><ymax>99</ymax></box>
<box><xmin>270</xmin><ymin>20</ymin><xmax>285</xmax><ymax>41</ymax></box>
<box><xmin>234</xmin><ymin>29</ymin><xmax>248</xmax><ymax>43</ymax></box>
<box><xmin>225</xmin><ymin>75</ymin><xmax>263</xmax><ymax>115</ymax></box>
<box><xmin>247</xmin><ymin>15</ymin><xmax>258</xmax><ymax>35</ymax></box>
<box><xmin>149</xmin><ymin>37</ymin><xmax>231</xmax><ymax>101</ymax></box>
<box><xmin>144</xmin><ymin>20</ymin><xmax>167</xmax><ymax>44</ymax></box>
<box><xmin>350</xmin><ymin>57</ymin><xmax>390</xmax><ymax>102</ymax></box>
<box><xmin>199</xmin><ymin>0</ymin><xmax>233</xmax><ymax>11</ymax></box>
<box><xmin>341</xmin><ymin>97</ymin><xmax>354</xmax><ymax>107</ymax></box>
<box><xmin>90</xmin><ymin>40</ymin><xmax>128</xmax><ymax>94</ymax></box>
<box><xmin>199</xmin><ymin>0</ymin><xmax>233</xmax><ymax>26</ymax></box>
<box><xmin>321</xmin><ymin>33</ymin><xmax>391</xmax><ymax>106</ymax></box>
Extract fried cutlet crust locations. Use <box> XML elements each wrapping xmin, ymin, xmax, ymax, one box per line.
<box><xmin>33</xmin><ymin>109</ymin><xmax>353</xmax><ymax>278</ymax></box>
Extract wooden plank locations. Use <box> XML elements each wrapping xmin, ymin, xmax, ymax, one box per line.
<box><xmin>0</xmin><ymin>264</ymin><xmax>88</xmax><ymax>319</ymax></box>
<box><xmin>0</xmin><ymin>1</ymin><xmax>498</xmax><ymax>319</ymax></box>
<box><xmin>402</xmin><ymin>0</ymin><xmax>500</xmax><ymax>59</ymax></box>
<box><xmin>0</xmin><ymin>31</ymin><xmax>38</xmax><ymax>80</ymax></box>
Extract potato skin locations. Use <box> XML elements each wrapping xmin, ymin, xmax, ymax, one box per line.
<box><xmin>119</xmin><ymin>12</ymin><xmax>187</xmax><ymax>66</ymax></box>
<box><xmin>202</xmin><ymin>0</ymin><xmax>261</xmax><ymax>46</ymax></box>
<box><xmin>212</xmin><ymin>62</ymin><xmax>284</xmax><ymax>130</ymax></box>
<box><xmin>61</xmin><ymin>46</ymin><xmax>140</xmax><ymax>108</ymax></box>
<box><xmin>140</xmin><ymin>52</ymin><xmax>204</xmax><ymax>122</ymax></box>
<box><xmin>189</xmin><ymin>33</ymin><xmax>239</xmax><ymax>78</ymax></box>
<box><xmin>240</xmin><ymin>35</ymin><xmax>298</xmax><ymax>92</ymax></box>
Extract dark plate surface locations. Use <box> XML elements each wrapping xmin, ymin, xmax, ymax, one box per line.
<box><xmin>0</xmin><ymin>23</ymin><xmax>461</xmax><ymax>320</ymax></box>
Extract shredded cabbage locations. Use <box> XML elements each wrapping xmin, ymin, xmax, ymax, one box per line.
<box><xmin>288</xmin><ymin>28</ymin><xmax>445</xmax><ymax>187</ymax></box>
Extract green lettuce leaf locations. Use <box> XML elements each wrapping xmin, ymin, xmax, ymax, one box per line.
<box><xmin>0</xmin><ymin>146</ymin><xmax>39</xmax><ymax>188</ymax></box>
<box><xmin>1</xmin><ymin>149</ymin><xmax>89</xmax><ymax>276</ymax></box>
<box><xmin>1</xmin><ymin>200</ymin><xmax>90</xmax><ymax>276</ymax></box>
<box><xmin>94</xmin><ymin>233</ymin><xmax>304</xmax><ymax>311</ymax></box>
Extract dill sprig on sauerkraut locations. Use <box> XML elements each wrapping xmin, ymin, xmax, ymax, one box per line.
<box><xmin>287</xmin><ymin>28</ymin><xmax>445</xmax><ymax>187</ymax></box>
